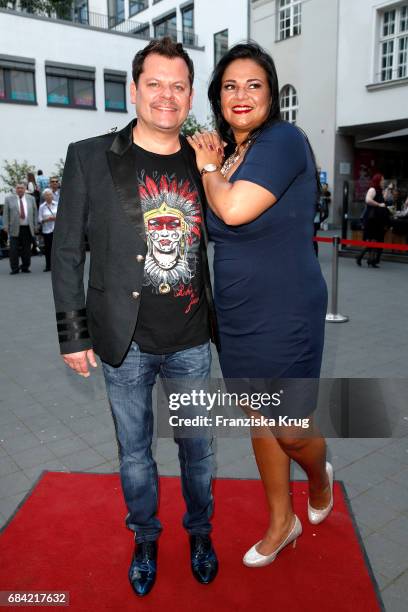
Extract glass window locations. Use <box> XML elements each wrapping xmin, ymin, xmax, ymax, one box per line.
<box><xmin>129</xmin><ymin>1</ymin><xmax>147</xmax><ymax>17</ymax></box>
<box><xmin>379</xmin><ymin>5</ymin><xmax>408</xmax><ymax>82</ymax></box>
<box><xmin>0</xmin><ymin>69</ymin><xmax>5</xmax><ymax>100</ymax></box>
<box><xmin>280</xmin><ymin>84</ymin><xmax>298</xmax><ymax>124</ymax></box>
<box><xmin>133</xmin><ymin>23</ymin><xmax>150</xmax><ymax>39</ymax></box>
<box><xmin>72</xmin><ymin>79</ymin><xmax>94</xmax><ymax>107</ymax></box>
<box><xmin>398</xmin><ymin>36</ymin><xmax>408</xmax><ymax>77</ymax></box>
<box><xmin>47</xmin><ymin>76</ymin><xmax>69</xmax><ymax>105</ymax></box>
<box><xmin>182</xmin><ymin>4</ymin><xmax>194</xmax><ymax>45</ymax></box>
<box><xmin>278</xmin><ymin>0</ymin><xmax>302</xmax><ymax>41</ymax></box>
<box><xmin>154</xmin><ymin>13</ymin><xmax>177</xmax><ymax>41</ymax></box>
<box><xmin>214</xmin><ymin>29</ymin><xmax>228</xmax><ymax>66</ymax></box>
<box><xmin>9</xmin><ymin>70</ymin><xmax>35</xmax><ymax>102</ymax></box>
<box><xmin>47</xmin><ymin>74</ymin><xmax>95</xmax><ymax>108</ymax></box>
<box><xmin>105</xmin><ymin>80</ymin><xmax>126</xmax><ymax>111</ymax></box>
<box><xmin>108</xmin><ymin>0</ymin><xmax>125</xmax><ymax>26</ymax></box>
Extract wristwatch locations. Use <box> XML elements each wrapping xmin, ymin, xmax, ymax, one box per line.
<box><xmin>200</xmin><ymin>163</ymin><xmax>219</xmax><ymax>176</ymax></box>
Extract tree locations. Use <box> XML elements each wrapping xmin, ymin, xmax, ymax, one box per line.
<box><xmin>0</xmin><ymin>159</ymin><xmax>35</xmax><ymax>193</ymax></box>
<box><xmin>53</xmin><ymin>157</ymin><xmax>65</xmax><ymax>181</ymax></box>
<box><xmin>180</xmin><ymin>114</ymin><xmax>209</xmax><ymax>137</ymax></box>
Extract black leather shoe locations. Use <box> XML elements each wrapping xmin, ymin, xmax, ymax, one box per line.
<box><xmin>10</xmin><ymin>270</ymin><xmax>19</xmax><ymax>275</ymax></box>
<box><xmin>128</xmin><ymin>541</ymin><xmax>157</xmax><ymax>597</ymax></box>
<box><xmin>21</xmin><ymin>269</ymin><xmax>31</xmax><ymax>273</ymax></box>
<box><xmin>190</xmin><ymin>535</ymin><xmax>218</xmax><ymax>584</ymax></box>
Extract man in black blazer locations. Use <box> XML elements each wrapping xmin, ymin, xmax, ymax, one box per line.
<box><xmin>52</xmin><ymin>38</ymin><xmax>218</xmax><ymax>596</ymax></box>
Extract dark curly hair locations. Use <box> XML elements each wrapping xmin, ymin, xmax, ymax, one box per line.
<box><xmin>208</xmin><ymin>41</ymin><xmax>281</xmax><ymax>146</ymax></box>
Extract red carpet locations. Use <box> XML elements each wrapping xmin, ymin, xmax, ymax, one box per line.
<box><xmin>0</xmin><ymin>473</ymin><xmax>381</xmax><ymax>611</ymax></box>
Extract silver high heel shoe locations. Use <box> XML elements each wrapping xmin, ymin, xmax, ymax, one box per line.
<box><xmin>308</xmin><ymin>461</ymin><xmax>334</xmax><ymax>525</ymax></box>
<box><xmin>243</xmin><ymin>515</ymin><xmax>302</xmax><ymax>568</ymax></box>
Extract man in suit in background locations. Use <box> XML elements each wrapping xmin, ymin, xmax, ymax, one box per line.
<box><xmin>3</xmin><ymin>182</ymin><xmax>38</xmax><ymax>274</ymax></box>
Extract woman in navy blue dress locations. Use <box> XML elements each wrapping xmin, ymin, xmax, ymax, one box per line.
<box><xmin>187</xmin><ymin>43</ymin><xmax>332</xmax><ymax>568</ymax></box>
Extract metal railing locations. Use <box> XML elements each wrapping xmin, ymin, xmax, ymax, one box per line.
<box><xmin>0</xmin><ymin>3</ymin><xmax>199</xmax><ymax>46</ymax></box>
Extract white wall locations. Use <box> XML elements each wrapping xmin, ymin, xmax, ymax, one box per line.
<box><xmin>0</xmin><ymin>10</ymin><xmax>208</xmax><ymax>194</ymax></box>
<box><xmin>251</xmin><ymin>0</ymin><xmax>339</xmax><ymax>188</ymax></box>
<box><xmin>337</xmin><ymin>0</ymin><xmax>408</xmax><ymax>128</ymax></box>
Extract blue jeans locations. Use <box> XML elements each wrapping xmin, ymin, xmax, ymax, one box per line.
<box><xmin>102</xmin><ymin>341</ymin><xmax>214</xmax><ymax>543</ymax></box>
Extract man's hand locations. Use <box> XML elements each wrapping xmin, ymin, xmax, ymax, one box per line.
<box><xmin>62</xmin><ymin>349</ymin><xmax>97</xmax><ymax>377</ymax></box>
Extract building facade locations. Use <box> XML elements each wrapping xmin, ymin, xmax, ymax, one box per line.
<box><xmin>0</xmin><ymin>0</ymin><xmax>248</xmax><ymax>193</ymax></box>
<box><xmin>250</xmin><ymin>0</ymin><xmax>408</xmax><ymax>225</ymax></box>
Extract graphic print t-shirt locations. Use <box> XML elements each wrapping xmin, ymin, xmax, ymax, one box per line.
<box><xmin>132</xmin><ymin>143</ymin><xmax>209</xmax><ymax>353</ymax></box>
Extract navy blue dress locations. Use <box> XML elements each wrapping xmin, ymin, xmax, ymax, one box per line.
<box><xmin>207</xmin><ymin>122</ymin><xmax>328</xmax><ymax>399</ymax></box>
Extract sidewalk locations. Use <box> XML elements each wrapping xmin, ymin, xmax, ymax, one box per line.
<box><xmin>0</xmin><ymin>242</ymin><xmax>407</xmax><ymax>611</ymax></box>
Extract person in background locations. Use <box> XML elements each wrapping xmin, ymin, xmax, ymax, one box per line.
<box><xmin>383</xmin><ymin>182</ymin><xmax>394</xmax><ymax>206</ymax></box>
<box><xmin>0</xmin><ymin>205</ymin><xmax>7</xmax><ymax>258</ymax></box>
<box><xmin>391</xmin><ymin>188</ymin><xmax>404</xmax><ymax>211</ymax></box>
<box><xmin>49</xmin><ymin>177</ymin><xmax>60</xmax><ymax>204</ymax></box>
<box><xmin>313</xmin><ymin>182</ymin><xmax>331</xmax><ymax>256</ymax></box>
<box><xmin>27</xmin><ymin>172</ymin><xmax>41</xmax><ymax>254</ymax></box>
<box><xmin>356</xmin><ymin>173</ymin><xmax>390</xmax><ymax>268</ymax></box>
<box><xmin>36</xmin><ymin>170</ymin><xmax>49</xmax><ymax>192</ymax></box>
<box><xmin>3</xmin><ymin>182</ymin><xmax>38</xmax><ymax>274</ymax></box>
<box><xmin>38</xmin><ymin>188</ymin><xmax>58</xmax><ymax>272</ymax></box>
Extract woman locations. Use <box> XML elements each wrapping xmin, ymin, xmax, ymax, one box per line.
<box><xmin>38</xmin><ymin>188</ymin><xmax>58</xmax><ymax>272</ymax></box>
<box><xmin>356</xmin><ymin>174</ymin><xmax>389</xmax><ymax>268</ymax></box>
<box><xmin>187</xmin><ymin>43</ymin><xmax>331</xmax><ymax>567</ymax></box>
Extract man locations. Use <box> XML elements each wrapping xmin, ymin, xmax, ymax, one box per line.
<box><xmin>49</xmin><ymin>176</ymin><xmax>60</xmax><ymax>204</ymax></box>
<box><xmin>36</xmin><ymin>170</ymin><xmax>49</xmax><ymax>192</ymax></box>
<box><xmin>52</xmin><ymin>38</ymin><xmax>218</xmax><ymax>597</ymax></box>
<box><xmin>3</xmin><ymin>182</ymin><xmax>37</xmax><ymax>274</ymax></box>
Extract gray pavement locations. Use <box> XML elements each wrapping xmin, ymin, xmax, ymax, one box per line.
<box><xmin>0</xmin><ymin>241</ymin><xmax>407</xmax><ymax>611</ymax></box>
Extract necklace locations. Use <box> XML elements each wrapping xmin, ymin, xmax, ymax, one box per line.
<box><xmin>220</xmin><ymin>140</ymin><xmax>251</xmax><ymax>177</ymax></box>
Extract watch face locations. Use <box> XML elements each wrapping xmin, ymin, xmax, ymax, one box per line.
<box><xmin>204</xmin><ymin>164</ymin><xmax>217</xmax><ymax>172</ymax></box>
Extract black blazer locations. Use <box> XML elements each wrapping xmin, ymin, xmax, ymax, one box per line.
<box><xmin>51</xmin><ymin>119</ymin><xmax>218</xmax><ymax>366</ymax></box>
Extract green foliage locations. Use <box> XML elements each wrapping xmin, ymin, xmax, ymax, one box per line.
<box><xmin>181</xmin><ymin>114</ymin><xmax>209</xmax><ymax>137</ymax></box>
<box><xmin>0</xmin><ymin>1</ymin><xmax>73</xmax><ymax>18</ymax></box>
<box><xmin>0</xmin><ymin>159</ymin><xmax>35</xmax><ymax>193</ymax></box>
<box><xmin>53</xmin><ymin>157</ymin><xmax>65</xmax><ymax>180</ymax></box>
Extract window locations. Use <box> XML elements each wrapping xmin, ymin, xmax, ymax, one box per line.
<box><xmin>108</xmin><ymin>0</ymin><xmax>125</xmax><ymax>27</ymax></box>
<box><xmin>46</xmin><ymin>62</ymin><xmax>96</xmax><ymax>109</ymax></box>
<box><xmin>154</xmin><ymin>13</ymin><xmax>177</xmax><ymax>41</ymax></box>
<box><xmin>0</xmin><ymin>55</ymin><xmax>36</xmax><ymax>105</ymax></box>
<box><xmin>379</xmin><ymin>4</ymin><xmax>408</xmax><ymax>81</ymax></box>
<box><xmin>214</xmin><ymin>29</ymin><xmax>228</xmax><ymax>66</ymax></box>
<box><xmin>280</xmin><ymin>85</ymin><xmax>298</xmax><ymax>124</ymax></box>
<box><xmin>278</xmin><ymin>0</ymin><xmax>301</xmax><ymax>41</ymax></box>
<box><xmin>182</xmin><ymin>4</ymin><xmax>195</xmax><ymax>46</ymax></box>
<box><xmin>129</xmin><ymin>1</ymin><xmax>147</xmax><ymax>17</ymax></box>
<box><xmin>104</xmin><ymin>70</ymin><xmax>127</xmax><ymax>112</ymax></box>
<box><xmin>132</xmin><ymin>23</ymin><xmax>150</xmax><ymax>39</ymax></box>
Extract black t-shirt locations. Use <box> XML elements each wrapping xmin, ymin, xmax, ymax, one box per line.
<box><xmin>132</xmin><ymin>143</ymin><xmax>210</xmax><ymax>353</ymax></box>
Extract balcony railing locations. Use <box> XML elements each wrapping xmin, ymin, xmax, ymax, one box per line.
<box><xmin>0</xmin><ymin>3</ymin><xmax>199</xmax><ymax>46</ymax></box>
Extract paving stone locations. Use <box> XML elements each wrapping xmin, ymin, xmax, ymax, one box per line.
<box><xmin>34</xmin><ymin>422</ymin><xmax>75</xmax><ymax>444</ymax></box>
<box><xmin>0</xmin><ymin>471</ymin><xmax>32</xmax><ymax>497</ymax></box>
<box><xmin>61</xmin><ymin>448</ymin><xmax>107</xmax><ymax>471</ymax></box>
<box><xmin>45</xmin><ymin>436</ymin><xmax>90</xmax><ymax>458</ymax></box>
<box><xmin>364</xmin><ymin>533</ymin><xmax>408</xmax><ymax>581</ymax></box>
<box><xmin>12</xmin><ymin>445</ymin><xmax>56</xmax><ymax>470</ymax></box>
<box><xmin>378</xmin><ymin>438</ymin><xmax>408</xmax><ymax>465</ymax></box>
<box><xmin>23</xmin><ymin>461</ymin><xmax>69</xmax><ymax>481</ymax></box>
<box><xmin>1</xmin><ymin>432</ymin><xmax>44</xmax><ymax>455</ymax></box>
<box><xmin>0</xmin><ymin>421</ymin><xmax>31</xmax><ymax>440</ymax></box>
<box><xmin>349</xmin><ymin>490</ymin><xmax>400</xmax><ymax>532</ymax></box>
<box><xmin>0</xmin><ymin>456</ymin><xmax>20</xmax><ymax>477</ymax></box>
<box><xmin>0</xmin><ymin>492</ymin><xmax>29</xmax><ymax>526</ymax></box>
<box><xmin>377</xmin><ymin>515</ymin><xmax>408</xmax><ymax>549</ymax></box>
<box><xmin>78</xmin><ymin>426</ymin><xmax>115</xmax><ymax>447</ymax></box>
<box><xmin>360</xmin><ymin>479</ymin><xmax>408</xmax><ymax>514</ymax></box>
<box><xmin>381</xmin><ymin>571</ymin><xmax>408</xmax><ymax>611</ymax></box>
